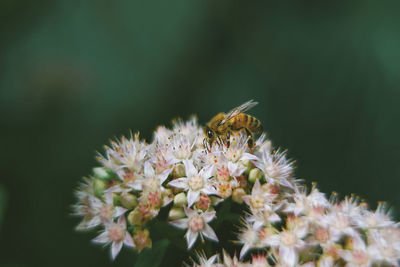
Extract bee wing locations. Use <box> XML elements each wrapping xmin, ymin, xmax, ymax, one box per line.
<box><xmin>218</xmin><ymin>99</ymin><xmax>258</xmax><ymax>126</ymax></box>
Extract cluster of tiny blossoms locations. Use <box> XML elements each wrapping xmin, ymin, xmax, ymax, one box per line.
<box><xmin>73</xmin><ymin>118</ymin><xmax>400</xmax><ymax>265</ymax></box>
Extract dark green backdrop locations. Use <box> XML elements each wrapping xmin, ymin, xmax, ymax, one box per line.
<box><xmin>1</xmin><ymin>1</ymin><xmax>400</xmax><ymax>266</ymax></box>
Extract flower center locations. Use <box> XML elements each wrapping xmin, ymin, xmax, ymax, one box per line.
<box><xmin>174</xmin><ymin>144</ymin><xmax>191</xmax><ymax>160</ymax></box>
<box><xmin>189</xmin><ymin>216</ymin><xmax>205</xmax><ymax>232</ymax></box>
<box><xmin>315</xmin><ymin>227</ymin><xmax>329</xmax><ymax>243</ymax></box>
<box><xmin>147</xmin><ymin>191</ymin><xmax>162</xmax><ymax>208</ymax></box>
<box><xmin>281</xmin><ymin>231</ymin><xmax>297</xmax><ymax>246</ymax></box>
<box><xmin>243</xmin><ymin>228</ymin><xmax>258</xmax><ymax>244</ymax></box>
<box><xmin>188</xmin><ymin>176</ymin><xmax>204</xmax><ymax>191</ymax></box>
<box><xmin>143</xmin><ymin>178</ymin><xmax>159</xmax><ymax>192</ymax></box>
<box><xmin>334</xmin><ymin>214</ymin><xmax>349</xmax><ymax>230</ymax></box>
<box><xmin>265</xmin><ymin>165</ymin><xmax>279</xmax><ymax>178</ymax></box>
<box><xmin>250</xmin><ymin>195</ymin><xmax>265</xmax><ymax>210</ymax></box>
<box><xmin>353</xmin><ymin>250</ymin><xmax>369</xmax><ymax>265</ymax></box>
<box><xmin>365</xmin><ymin>215</ymin><xmax>378</xmax><ymax>227</ymax></box>
<box><xmin>197</xmin><ymin>194</ymin><xmax>211</xmax><ymax>211</ymax></box>
<box><xmin>100</xmin><ymin>205</ymin><xmax>113</xmax><ymax>221</ymax></box>
<box><xmin>226</xmin><ymin>148</ymin><xmax>241</xmax><ymax>162</ymax></box>
<box><xmin>217</xmin><ymin>166</ymin><xmax>230</xmax><ymax>182</ymax></box>
<box><xmin>218</xmin><ymin>183</ymin><xmax>232</xmax><ymax>198</ymax></box>
<box><xmin>108</xmin><ymin>225</ymin><xmax>125</xmax><ymax>242</ymax></box>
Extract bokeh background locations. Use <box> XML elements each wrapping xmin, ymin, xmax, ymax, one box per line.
<box><xmin>1</xmin><ymin>0</ymin><xmax>400</xmax><ymax>266</ymax></box>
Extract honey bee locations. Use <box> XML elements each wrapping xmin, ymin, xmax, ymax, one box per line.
<box><xmin>203</xmin><ymin>100</ymin><xmax>263</xmax><ymax>151</ymax></box>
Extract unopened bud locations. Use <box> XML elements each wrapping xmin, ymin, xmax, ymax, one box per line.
<box><xmin>168</xmin><ymin>207</ymin><xmax>185</xmax><ymax>220</ymax></box>
<box><xmin>133</xmin><ymin>229</ymin><xmax>152</xmax><ymax>252</ymax></box>
<box><xmin>113</xmin><ymin>193</ymin><xmax>120</xmax><ymax>205</ymax></box>
<box><xmin>239</xmin><ymin>160</ymin><xmax>252</xmax><ymax>175</ymax></box>
<box><xmin>127</xmin><ymin>207</ymin><xmax>149</xmax><ymax>226</ymax></box>
<box><xmin>93</xmin><ymin>167</ymin><xmax>112</xmax><ymax>181</ymax></box>
<box><xmin>128</xmin><ymin>209</ymin><xmax>140</xmax><ymax>226</ymax></box>
<box><xmin>248</xmin><ymin>168</ymin><xmax>263</xmax><ymax>183</ymax></box>
<box><xmin>196</xmin><ymin>194</ymin><xmax>211</xmax><ymax>211</ymax></box>
<box><xmin>232</xmin><ymin>188</ymin><xmax>246</xmax><ymax>203</ymax></box>
<box><xmin>93</xmin><ymin>178</ymin><xmax>107</xmax><ymax>197</ymax></box>
<box><xmin>120</xmin><ymin>193</ymin><xmax>138</xmax><ymax>209</ymax></box>
<box><xmin>173</xmin><ymin>164</ymin><xmax>185</xmax><ymax>177</ymax></box>
<box><xmin>173</xmin><ymin>192</ymin><xmax>187</xmax><ymax>207</ymax></box>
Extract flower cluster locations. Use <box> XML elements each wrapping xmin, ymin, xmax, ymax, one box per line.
<box><xmin>73</xmin><ymin>117</ymin><xmax>400</xmax><ymax>266</ymax></box>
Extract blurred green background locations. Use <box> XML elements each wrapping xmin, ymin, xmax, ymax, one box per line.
<box><xmin>1</xmin><ymin>0</ymin><xmax>400</xmax><ymax>266</ymax></box>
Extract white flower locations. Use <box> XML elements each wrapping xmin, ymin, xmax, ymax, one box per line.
<box><xmin>223</xmin><ymin>250</ymin><xmax>251</xmax><ymax>267</ymax></box>
<box><xmin>264</xmin><ymin>227</ymin><xmax>307</xmax><ymax>267</ymax></box>
<box><xmin>339</xmin><ymin>236</ymin><xmax>373</xmax><ymax>267</ymax></box>
<box><xmin>92</xmin><ymin>216</ymin><xmax>134</xmax><ymax>260</ymax></box>
<box><xmin>153</xmin><ymin>125</ymin><xmax>172</xmax><ymax>146</ymax></box>
<box><xmin>170</xmin><ymin>206</ymin><xmax>218</xmax><ymax>249</ymax></box>
<box><xmin>172</xmin><ymin>116</ymin><xmax>203</xmax><ymax>146</ymax></box>
<box><xmin>79</xmin><ymin>193</ymin><xmax>126</xmax><ymax>230</ymax></box>
<box><xmin>367</xmin><ymin>226</ymin><xmax>400</xmax><ymax>265</ymax></box>
<box><xmin>246</xmin><ymin>203</ymin><xmax>281</xmax><ymax>230</ymax></box>
<box><xmin>283</xmin><ymin>185</ymin><xmax>329</xmax><ymax>217</ymax></box>
<box><xmin>254</xmin><ymin>148</ymin><xmax>294</xmax><ymax>188</ymax></box>
<box><xmin>319</xmin><ymin>211</ymin><xmax>360</xmax><ymax>241</ymax></box>
<box><xmin>187</xmin><ymin>251</ymin><xmax>220</xmax><ymax>267</ymax></box>
<box><xmin>142</xmin><ymin>161</ymin><xmax>172</xmax><ymax>190</ymax></box>
<box><xmin>356</xmin><ymin>202</ymin><xmax>394</xmax><ymax>229</ymax></box>
<box><xmin>223</xmin><ymin>134</ymin><xmax>258</xmax><ymax>163</ymax></box>
<box><xmin>170</xmin><ymin>132</ymin><xmax>197</xmax><ymax>161</ymax></box>
<box><xmin>242</xmin><ymin>179</ymin><xmax>274</xmax><ymax>214</ymax></box>
<box><xmin>168</xmin><ymin>160</ymin><xmax>216</xmax><ymax>207</ymax></box>
<box><xmin>98</xmin><ymin>133</ymin><xmax>148</xmax><ymax>174</ymax></box>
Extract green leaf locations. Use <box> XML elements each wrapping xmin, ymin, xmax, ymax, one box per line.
<box><xmin>134</xmin><ymin>239</ymin><xmax>170</xmax><ymax>267</ymax></box>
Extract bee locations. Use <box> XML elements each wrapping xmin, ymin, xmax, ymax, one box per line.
<box><xmin>203</xmin><ymin>99</ymin><xmax>263</xmax><ymax>151</ymax></box>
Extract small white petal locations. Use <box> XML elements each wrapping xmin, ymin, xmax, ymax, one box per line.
<box><xmin>262</xmin><ymin>235</ymin><xmax>280</xmax><ymax>247</ymax></box>
<box><xmin>280</xmin><ymin>246</ymin><xmax>298</xmax><ymax>267</ymax></box>
<box><xmin>202</xmin><ymin>211</ymin><xmax>216</xmax><ymax>223</ymax></box>
<box><xmin>268</xmin><ymin>213</ymin><xmax>281</xmax><ymax>223</ymax></box>
<box><xmin>202</xmin><ymin>224</ymin><xmax>218</xmax><ymax>242</ymax></box>
<box><xmin>201</xmin><ymin>185</ymin><xmax>217</xmax><ymax>196</ymax></box>
<box><xmin>170</xmin><ymin>218</ymin><xmax>189</xmax><ymax>229</ymax></box>
<box><xmin>86</xmin><ymin>216</ymin><xmax>102</xmax><ymax>228</ymax></box>
<box><xmin>144</xmin><ymin>161</ymin><xmax>155</xmax><ymax>177</ymax></box>
<box><xmin>207</xmin><ymin>254</ymin><xmax>218</xmax><ymax>264</ymax></box>
<box><xmin>241</xmin><ymin>152</ymin><xmax>259</xmax><ymax>161</ymax></box>
<box><xmin>124</xmin><ymin>232</ymin><xmax>135</xmax><ymax>247</ymax></box>
<box><xmin>183</xmin><ymin>205</ymin><xmax>196</xmax><ymax>217</ymax></box>
<box><xmin>168</xmin><ymin>178</ymin><xmax>189</xmax><ymax>189</ymax></box>
<box><xmin>187</xmin><ymin>190</ymin><xmax>200</xmax><ymax>207</ymax></box>
<box><xmin>200</xmin><ymin>164</ymin><xmax>215</xmax><ymax>179</ymax></box>
<box><xmin>186</xmin><ymin>230</ymin><xmax>198</xmax><ymax>249</ymax></box>
<box><xmin>159</xmin><ymin>168</ymin><xmax>172</xmax><ymax>184</ymax></box>
<box><xmin>280</xmin><ymin>178</ymin><xmax>294</xmax><ymax>189</ymax></box>
<box><xmin>104</xmin><ymin>193</ymin><xmax>114</xmax><ymax>205</ymax></box>
<box><xmin>93</xmin><ymin>231</ymin><xmax>109</xmax><ymax>244</ymax></box>
<box><xmin>252</xmin><ymin>179</ymin><xmax>262</xmax><ymax>194</ymax></box>
<box><xmin>115</xmin><ymin>207</ymin><xmax>127</xmax><ymax>218</ymax></box>
<box><xmin>253</xmin><ymin>220</ymin><xmax>264</xmax><ymax>230</ymax></box>
<box><xmin>127</xmin><ymin>180</ymin><xmax>143</xmax><ymax>191</ymax></box>
<box><xmin>111</xmin><ymin>241</ymin><xmax>123</xmax><ymax>260</ymax></box>
<box><xmin>240</xmin><ymin>243</ymin><xmax>251</xmax><ymax>259</ymax></box>
<box><xmin>228</xmin><ymin>162</ymin><xmax>246</xmax><ymax>177</ymax></box>
<box><xmin>183</xmin><ymin>160</ymin><xmax>197</xmax><ymax>178</ymax></box>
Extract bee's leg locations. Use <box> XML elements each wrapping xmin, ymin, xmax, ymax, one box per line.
<box><xmin>226</xmin><ymin>131</ymin><xmax>231</xmax><ymax>148</ymax></box>
<box><xmin>216</xmin><ymin>136</ymin><xmax>221</xmax><ymax>146</ymax></box>
<box><xmin>245</xmin><ymin>128</ymin><xmax>254</xmax><ymax>148</ymax></box>
<box><xmin>203</xmin><ymin>138</ymin><xmax>208</xmax><ymax>152</ymax></box>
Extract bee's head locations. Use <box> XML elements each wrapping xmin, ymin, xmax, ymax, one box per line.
<box><xmin>203</xmin><ymin>126</ymin><xmax>215</xmax><ymax>151</ymax></box>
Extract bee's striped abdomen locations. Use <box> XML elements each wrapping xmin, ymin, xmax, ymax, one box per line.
<box><xmin>230</xmin><ymin>113</ymin><xmax>263</xmax><ymax>133</ymax></box>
